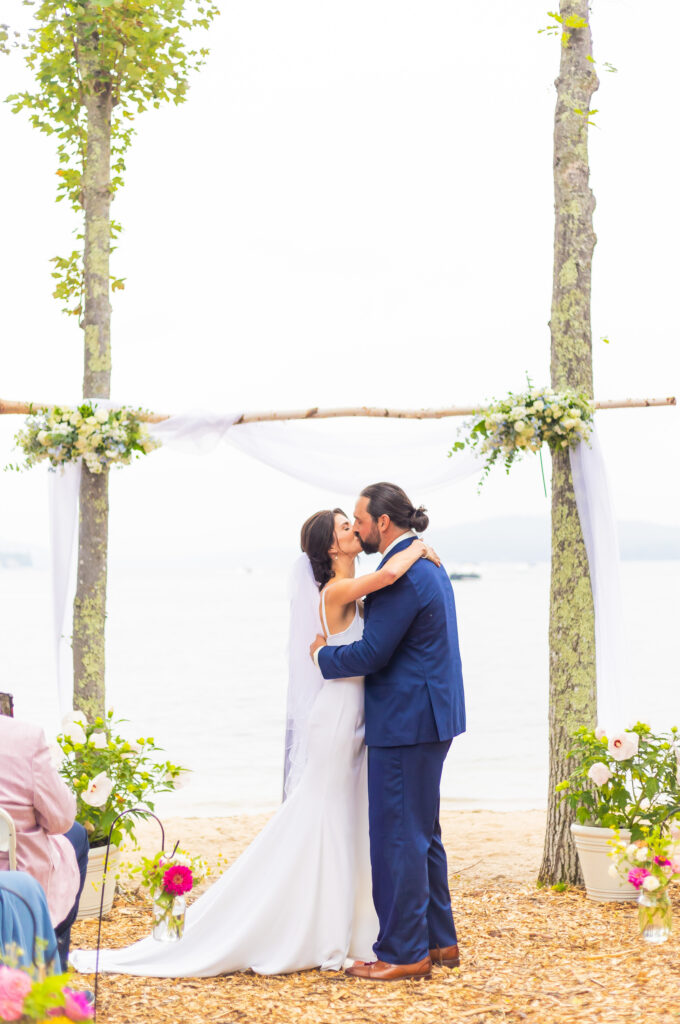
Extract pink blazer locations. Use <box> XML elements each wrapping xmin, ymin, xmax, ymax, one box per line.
<box><xmin>0</xmin><ymin>717</ymin><xmax>80</xmax><ymax>926</ymax></box>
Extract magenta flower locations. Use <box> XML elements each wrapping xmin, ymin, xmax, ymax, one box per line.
<box><xmin>163</xmin><ymin>864</ymin><xmax>193</xmax><ymax>895</ymax></box>
<box><xmin>628</xmin><ymin>867</ymin><xmax>651</xmax><ymax>889</ymax></box>
<box><xmin>62</xmin><ymin>988</ymin><xmax>94</xmax><ymax>1020</ymax></box>
<box><xmin>654</xmin><ymin>856</ymin><xmax>671</xmax><ymax>866</ymax></box>
<box><xmin>0</xmin><ymin>966</ymin><xmax>32</xmax><ymax>1021</ymax></box>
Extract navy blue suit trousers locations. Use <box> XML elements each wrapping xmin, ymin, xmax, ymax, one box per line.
<box><xmin>368</xmin><ymin>739</ymin><xmax>456</xmax><ymax>964</ymax></box>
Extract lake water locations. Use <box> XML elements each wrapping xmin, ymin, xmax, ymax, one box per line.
<box><xmin>2</xmin><ymin>561</ymin><xmax>679</xmax><ymax>816</ymax></box>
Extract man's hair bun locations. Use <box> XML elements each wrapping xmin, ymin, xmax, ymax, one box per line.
<box><xmin>409</xmin><ymin>505</ymin><xmax>429</xmax><ymax>532</ymax></box>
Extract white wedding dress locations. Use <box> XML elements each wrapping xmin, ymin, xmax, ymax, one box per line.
<box><xmin>71</xmin><ymin>601</ymin><xmax>378</xmax><ymax>977</ymax></box>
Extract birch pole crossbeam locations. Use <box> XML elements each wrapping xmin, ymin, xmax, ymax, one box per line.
<box><xmin>0</xmin><ymin>396</ymin><xmax>675</xmax><ymax>424</ymax></box>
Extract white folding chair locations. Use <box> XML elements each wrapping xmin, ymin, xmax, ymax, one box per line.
<box><xmin>0</xmin><ymin>808</ymin><xmax>17</xmax><ymax>870</ymax></box>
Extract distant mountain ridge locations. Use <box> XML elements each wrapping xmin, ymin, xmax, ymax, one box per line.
<box><xmin>1</xmin><ymin>518</ymin><xmax>679</xmax><ymax>570</ymax></box>
<box><xmin>428</xmin><ymin>517</ymin><xmax>680</xmax><ymax>563</ymax></box>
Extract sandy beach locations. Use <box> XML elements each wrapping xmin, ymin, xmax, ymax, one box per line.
<box><xmin>129</xmin><ymin>808</ymin><xmax>548</xmax><ymax>890</ymax></box>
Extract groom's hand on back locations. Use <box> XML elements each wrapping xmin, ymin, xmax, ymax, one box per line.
<box><xmin>310</xmin><ymin>634</ymin><xmax>326</xmax><ymax>661</ymax></box>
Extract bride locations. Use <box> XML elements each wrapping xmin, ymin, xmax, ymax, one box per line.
<box><xmin>71</xmin><ymin>508</ymin><xmax>438</xmax><ymax>977</ymax></box>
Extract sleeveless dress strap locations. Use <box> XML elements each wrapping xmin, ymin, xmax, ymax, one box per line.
<box><xmin>320</xmin><ymin>588</ymin><xmax>330</xmax><ymax>637</ymax></box>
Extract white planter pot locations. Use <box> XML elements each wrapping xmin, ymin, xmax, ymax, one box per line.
<box><xmin>570</xmin><ymin>823</ymin><xmax>637</xmax><ymax>902</ymax></box>
<box><xmin>76</xmin><ymin>844</ymin><xmax>120</xmax><ymax>919</ymax></box>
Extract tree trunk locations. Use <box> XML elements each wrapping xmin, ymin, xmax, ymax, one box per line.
<box><xmin>72</xmin><ymin>12</ymin><xmax>112</xmax><ymax>719</ymax></box>
<box><xmin>539</xmin><ymin>0</ymin><xmax>599</xmax><ymax>886</ymax></box>
<box><xmin>0</xmin><ymin>693</ymin><xmax>14</xmax><ymax>717</ymax></box>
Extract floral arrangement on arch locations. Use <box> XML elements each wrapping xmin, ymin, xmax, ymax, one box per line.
<box><xmin>56</xmin><ymin>710</ymin><xmax>187</xmax><ymax>848</ymax></box>
<box><xmin>449</xmin><ymin>383</ymin><xmax>594</xmax><ymax>487</ymax></box>
<box><xmin>556</xmin><ymin>722</ymin><xmax>680</xmax><ymax>840</ymax></box>
<box><xmin>9</xmin><ymin>402</ymin><xmax>159</xmax><ymax>474</ymax></box>
<box><xmin>0</xmin><ymin>964</ymin><xmax>92</xmax><ymax>1022</ymax></box>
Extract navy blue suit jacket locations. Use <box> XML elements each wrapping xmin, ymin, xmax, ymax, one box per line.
<box><xmin>317</xmin><ymin>536</ymin><xmax>466</xmax><ymax>747</ymax></box>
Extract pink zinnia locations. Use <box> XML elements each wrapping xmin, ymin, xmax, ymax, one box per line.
<box><xmin>628</xmin><ymin>867</ymin><xmax>651</xmax><ymax>889</ymax></box>
<box><xmin>163</xmin><ymin>864</ymin><xmax>193</xmax><ymax>895</ymax></box>
<box><xmin>62</xmin><ymin>988</ymin><xmax>94</xmax><ymax>1020</ymax></box>
<box><xmin>654</xmin><ymin>856</ymin><xmax>671</xmax><ymax>866</ymax></box>
<box><xmin>0</xmin><ymin>966</ymin><xmax>32</xmax><ymax>1021</ymax></box>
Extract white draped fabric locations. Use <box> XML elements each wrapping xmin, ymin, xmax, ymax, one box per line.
<box><xmin>569</xmin><ymin>429</ymin><xmax>631</xmax><ymax>731</ymax></box>
<box><xmin>48</xmin><ymin>409</ymin><xmax>627</xmax><ymax>731</ymax></box>
<box><xmin>48</xmin><ymin>461</ymin><xmax>81</xmax><ymax>718</ymax></box>
<box><xmin>148</xmin><ymin>411</ymin><xmax>484</xmax><ymax>495</ymax></box>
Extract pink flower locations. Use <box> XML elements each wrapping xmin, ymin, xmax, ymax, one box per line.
<box><xmin>594</xmin><ymin>727</ymin><xmax>606</xmax><ymax>740</ymax></box>
<box><xmin>669</xmin><ymin>858</ymin><xmax>680</xmax><ymax>873</ymax></box>
<box><xmin>607</xmin><ymin>732</ymin><xmax>639</xmax><ymax>762</ymax></box>
<box><xmin>163</xmin><ymin>864</ymin><xmax>193</xmax><ymax>895</ymax></box>
<box><xmin>587</xmin><ymin>762</ymin><xmax>612</xmax><ymax>786</ymax></box>
<box><xmin>0</xmin><ymin>966</ymin><xmax>32</xmax><ymax>1021</ymax></box>
<box><xmin>62</xmin><ymin>988</ymin><xmax>94</xmax><ymax>1020</ymax></box>
<box><xmin>654</xmin><ymin>856</ymin><xmax>671</xmax><ymax>867</ymax></box>
<box><xmin>628</xmin><ymin>867</ymin><xmax>651</xmax><ymax>889</ymax></box>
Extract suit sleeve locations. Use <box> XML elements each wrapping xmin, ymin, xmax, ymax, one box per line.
<box><xmin>318</xmin><ymin>576</ymin><xmax>418</xmax><ymax>680</ymax></box>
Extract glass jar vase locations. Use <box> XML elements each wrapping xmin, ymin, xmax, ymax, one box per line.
<box><xmin>638</xmin><ymin>888</ymin><xmax>672</xmax><ymax>944</ymax></box>
<box><xmin>152</xmin><ymin>893</ymin><xmax>186</xmax><ymax>942</ymax></box>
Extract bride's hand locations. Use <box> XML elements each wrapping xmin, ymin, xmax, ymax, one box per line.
<box><xmin>420</xmin><ymin>543</ymin><xmax>441</xmax><ymax>567</ymax></box>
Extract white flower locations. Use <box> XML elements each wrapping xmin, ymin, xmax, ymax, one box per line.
<box><xmin>587</xmin><ymin>762</ymin><xmax>612</xmax><ymax>786</ymax></box>
<box><xmin>635</xmin><ymin>847</ymin><xmax>649</xmax><ymax>862</ymax></box>
<box><xmin>594</xmin><ymin>727</ymin><xmax>606</xmax><ymax>740</ymax></box>
<box><xmin>608</xmin><ymin>863</ymin><xmax>620</xmax><ymax>878</ymax></box>
<box><xmin>81</xmin><ymin>771</ymin><xmax>113</xmax><ymax>807</ymax></box>
<box><xmin>61</xmin><ymin>711</ymin><xmax>88</xmax><ymax>745</ymax></box>
<box><xmin>626</xmin><ymin>843</ymin><xmax>638</xmax><ymax>859</ymax></box>
<box><xmin>642</xmin><ymin>875</ymin><xmax>661</xmax><ymax>892</ymax></box>
<box><xmin>49</xmin><ymin>743</ymin><xmax>65</xmax><ymax>769</ymax></box>
<box><xmin>37</xmin><ymin>430</ymin><xmax>50</xmax><ymax>445</ymax></box>
<box><xmin>513</xmin><ymin>420</ymin><xmax>526</xmax><ymax>432</ymax></box>
<box><xmin>608</xmin><ymin>732</ymin><xmax>639</xmax><ymax>761</ymax></box>
<box><xmin>533</xmin><ymin>400</ymin><xmax>545</xmax><ymax>411</ymax></box>
<box><xmin>90</xmin><ymin>732</ymin><xmax>108</xmax><ymax>750</ymax></box>
<box><xmin>95</xmin><ymin>408</ymin><xmax>109</xmax><ymax>423</ymax></box>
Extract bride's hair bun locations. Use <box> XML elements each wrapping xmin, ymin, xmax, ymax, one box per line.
<box><xmin>409</xmin><ymin>505</ymin><xmax>429</xmax><ymax>532</ymax></box>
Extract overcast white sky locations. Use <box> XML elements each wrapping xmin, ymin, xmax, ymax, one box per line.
<box><xmin>1</xmin><ymin>0</ymin><xmax>678</xmax><ymax>562</ymax></box>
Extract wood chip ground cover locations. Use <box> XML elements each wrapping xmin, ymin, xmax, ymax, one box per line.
<box><xmin>71</xmin><ymin>814</ymin><xmax>680</xmax><ymax>1023</ymax></box>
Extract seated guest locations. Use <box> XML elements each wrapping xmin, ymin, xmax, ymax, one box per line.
<box><xmin>0</xmin><ymin>871</ymin><xmax>60</xmax><ymax>972</ymax></box>
<box><xmin>0</xmin><ymin>715</ymin><xmax>88</xmax><ymax>971</ymax></box>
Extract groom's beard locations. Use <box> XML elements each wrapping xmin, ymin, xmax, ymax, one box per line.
<box><xmin>358</xmin><ymin>527</ymin><xmax>380</xmax><ymax>555</ymax></box>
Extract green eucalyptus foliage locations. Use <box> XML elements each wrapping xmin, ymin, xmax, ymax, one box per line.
<box><xmin>7</xmin><ymin>0</ymin><xmax>219</xmax><ymax>311</ymax></box>
<box><xmin>557</xmin><ymin>723</ymin><xmax>680</xmax><ymax>840</ymax></box>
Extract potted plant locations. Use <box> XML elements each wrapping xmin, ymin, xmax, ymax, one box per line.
<box><xmin>556</xmin><ymin>722</ymin><xmax>680</xmax><ymax>901</ymax></box>
<box><xmin>56</xmin><ymin>709</ymin><xmax>187</xmax><ymax>918</ymax></box>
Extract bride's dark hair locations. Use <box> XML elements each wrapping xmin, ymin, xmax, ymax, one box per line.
<box><xmin>300</xmin><ymin>508</ymin><xmax>347</xmax><ymax>588</ymax></box>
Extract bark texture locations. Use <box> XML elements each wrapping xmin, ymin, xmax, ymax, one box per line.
<box><xmin>539</xmin><ymin>0</ymin><xmax>599</xmax><ymax>887</ymax></box>
<box><xmin>72</xmin><ymin>11</ymin><xmax>113</xmax><ymax>718</ymax></box>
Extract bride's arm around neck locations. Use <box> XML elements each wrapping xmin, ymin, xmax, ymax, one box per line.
<box><xmin>323</xmin><ymin>539</ymin><xmax>439</xmax><ymax>610</ymax></box>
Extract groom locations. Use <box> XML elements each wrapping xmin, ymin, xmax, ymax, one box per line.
<box><xmin>310</xmin><ymin>482</ymin><xmax>466</xmax><ymax>981</ymax></box>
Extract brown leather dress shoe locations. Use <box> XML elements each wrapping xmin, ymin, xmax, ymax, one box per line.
<box><xmin>429</xmin><ymin>944</ymin><xmax>460</xmax><ymax>968</ymax></box>
<box><xmin>345</xmin><ymin>956</ymin><xmax>432</xmax><ymax>981</ymax></box>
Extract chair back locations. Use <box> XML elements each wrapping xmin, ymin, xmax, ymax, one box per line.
<box><xmin>0</xmin><ymin>808</ymin><xmax>17</xmax><ymax>870</ymax></box>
